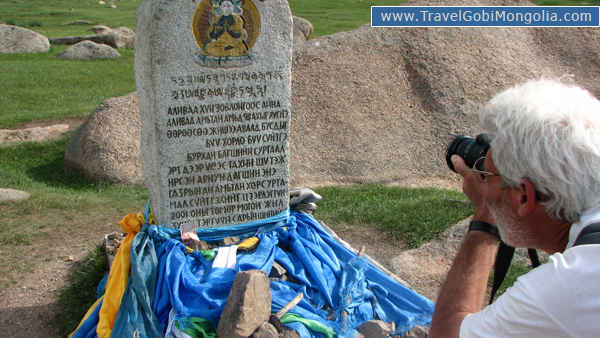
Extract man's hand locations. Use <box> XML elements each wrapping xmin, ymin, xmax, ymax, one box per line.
<box><xmin>427</xmin><ymin>156</ymin><xmax>501</xmax><ymax>338</ymax></box>
<box><xmin>451</xmin><ymin>155</ymin><xmax>495</xmax><ymax>224</ymax></box>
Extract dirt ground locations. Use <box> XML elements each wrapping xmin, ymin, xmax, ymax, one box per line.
<box><xmin>0</xmin><ymin>120</ymin><xmax>466</xmax><ymax>338</ymax></box>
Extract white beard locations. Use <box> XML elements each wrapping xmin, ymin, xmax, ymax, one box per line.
<box><xmin>488</xmin><ymin>196</ymin><xmax>543</xmax><ymax>249</ymax></box>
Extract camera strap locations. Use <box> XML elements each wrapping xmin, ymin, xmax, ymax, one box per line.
<box><xmin>489</xmin><ymin>222</ymin><xmax>600</xmax><ymax>305</ymax></box>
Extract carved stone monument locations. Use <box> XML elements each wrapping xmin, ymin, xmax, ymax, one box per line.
<box><xmin>135</xmin><ymin>0</ymin><xmax>293</xmax><ymax>228</ymax></box>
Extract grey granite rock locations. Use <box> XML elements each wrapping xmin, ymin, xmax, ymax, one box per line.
<box><xmin>292</xmin><ymin>16</ymin><xmax>313</xmax><ymax>45</ymax></box>
<box><xmin>357</xmin><ymin>320</ymin><xmax>392</xmax><ymax>338</ymax></box>
<box><xmin>49</xmin><ymin>26</ymin><xmax>134</xmax><ymax>49</ymax></box>
<box><xmin>0</xmin><ymin>188</ymin><xmax>31</xmax><ymax>203</ymax></box>
<box><xmin>0</xmin><ymin>24</ymin><xmax>49</xmax><ymax>55</ymax></box>
<box><xmin>56</xmin><ymin>40</ymin><xmax>121</xmax><ymax>60</ymax></box>
<box><xmin>64</xmin><ymin>92</ymin><xmax>142</xmax><ymax>185</ymax></box>
<box><xmin>404</xmin><ymin>325</ymin><xmax>429</xmax><ymax>338</ymax></box>
<box><xmin>0</xmin><ymin>125</ymin><xmax>69</xmax><ymax>146</ymax></box>
<box><xmin>250</xmin><ymin>322</ymin><xmax>279</xmax><ymax>338</ymax></box>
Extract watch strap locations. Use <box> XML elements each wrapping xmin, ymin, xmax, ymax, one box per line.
<box><xmin>468</xmin><ymin>221</ymin><xmax>500</xmax><ymax>238</ymax></box>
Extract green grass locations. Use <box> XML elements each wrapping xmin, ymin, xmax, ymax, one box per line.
<box><xmin>313</xmin><ymin>184</ymin><xmax>473</xmax><ymax>248</ymax></box>
<box><xmin>0</xmin><ymin>135</ymin><xmax>148</xmax><ymax>246</ymax></box>
<box><xmin>54</xmin><ymin>243</ymin><xmax>109</xmax><ymax>338</ymax></box>
<box><xmin>0</xmin><ymin>0</ymin><xmax>139</xmax><ymax>38</ymax></box>
<box><xmin>0</xmin><ymin>46</ymin><xmax>135</xmax><ymax>127</ymax></box>
<box><xmin>488</xmin><ymin>262</ymin><xmax>533</xmax><ymax>299</ymax></box>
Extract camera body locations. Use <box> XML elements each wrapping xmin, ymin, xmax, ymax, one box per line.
<box><xmin>445</xmin><ymin>134</ymin><xmax>490</xmax><ymax>172</ymax></box>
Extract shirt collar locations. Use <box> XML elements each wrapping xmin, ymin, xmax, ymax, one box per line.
<box><xmin>566</xmin><ymin>206</ymin><xmax>600</xmax><ymax>249</ymax></box>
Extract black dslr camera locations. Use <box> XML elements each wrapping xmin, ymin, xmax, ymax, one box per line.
<box><xmin>445</xmin><ymin>134</ymin><xmax>490</xmax><ymax>172</ymax></box>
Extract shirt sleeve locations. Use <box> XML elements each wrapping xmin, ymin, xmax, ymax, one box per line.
<box><xmin>459</xmin><ymin>265</ymin><xmax>567</xmax><ymax>338</ymax></box>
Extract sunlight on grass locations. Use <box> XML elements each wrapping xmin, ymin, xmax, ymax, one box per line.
<box><xmin>313</xmin><ymin>184</ymin><xmax>473</xmax><ymax>248</ymax></box>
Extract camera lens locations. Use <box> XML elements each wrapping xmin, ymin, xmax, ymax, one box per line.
<box><xmin>445</xmin><ymin>134</ymin><xmax>490</xmax><ymax>173</ymax></box>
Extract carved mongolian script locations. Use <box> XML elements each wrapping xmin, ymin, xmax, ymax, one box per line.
<box><xmin>135</xmin><ymin>0</ymin><xmax>293</xmax><ymax>228</ymax></box>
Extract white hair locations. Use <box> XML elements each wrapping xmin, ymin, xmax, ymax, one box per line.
<box><xmin>480</xmin><ymin>79</ymin><xmax>600</xmax><ymax>223</ymax></box>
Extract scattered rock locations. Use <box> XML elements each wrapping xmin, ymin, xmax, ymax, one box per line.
<box><xmin>0</xmin><ymin>188</ymin><xmax>30</xmax><ymax>203</ymax></box>
<box><xmin>60</xmin><ymin>20</ymin><xmax>93</xmax><ymax>26</ymax></box>
<box><xmin>404</xmin><ymin>325</ymin><xmax>429</xmax><ymax>338</ymax></box>
<box><xmin>217</xmin><ymin>270</ymin><xmax>272</xmax><ymax>338</ymax></box>
<box><xmin>281</xmin><ymin>328</ymin><xmax>302</xmax><ymax>338</ymax></box>
<box><xmin>67</xmin><ymin>256</ymin><xmax>75</xmax><ymax>262</ymax></box>
<box><xmin>268</xmin><ymin>261</ymin><xmax>287</xmax><ymax>278</ymax></box>
<box><xmin>357</xmin><ymin>320</ymin><xmax>392</xmax><ymax>338</ymax></box>
<box><xmin>64</xmin><ymin>92</ymin><xmax>143</xmax><ymax>185</ymax></box>
<box><xmin>87</xmin><ymin>25</ymin><xmax>111</xmax><ymax>34</ymax></box>
<box><xmin>110</xmin><ymin>4</ymin><xmax>116</xmax><ymax>9</ymax></box>
<box><xmin>99</xmin><ymin>1</ymin><xmax>105</xmax><ymax>4</ymax></box>
<box><xmin>56</xmin><ymin>40</ymin><xmax>121</xmax><ymax>60</ymax></box>
<box><xmin>0</xmin><ymin>124</ymin><xmax>69</xmax><ymax>146</ymax></box>
<box><xmin>387</xmin><ymin>321</ymin><xmax>396</xmax><ymax>333</ymax></box>
<box><xmin>49</xmin><ymin>26</ymin><xmax>135</xmax><ymax>49</ymax></box>
<box><xmin>292</xmin><ymin>16</ymin><xmax>313</xmax><ymax>45</ymax></box>
<box><xmin>250</xmin><ymin>322</ymin><xmax>279</xmax><ymax>338</ymax></box>
<box><xmin>0</xmin><ymin>24</ymin><xmax>50</xmax><ymax>55</ymax></box>
<box><xmin>220</xmin><ymin>236</ymin><xmax>241</xmax><ymax>246</ymax></box>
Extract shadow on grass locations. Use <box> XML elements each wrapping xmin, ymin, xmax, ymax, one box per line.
<box><xmin>52</xmin><ymin>243</ymin><xmax>109</xmax><ymax>338</ymax></box>
<box><xmin>26</xmin><ymin>154</ymin><xmax>98</xmax><ymax>190</ymax></box>
<box><xmin>0</xmin><ymin>133</ymin><xmax>101</xmax><ymax>191</ymax></box>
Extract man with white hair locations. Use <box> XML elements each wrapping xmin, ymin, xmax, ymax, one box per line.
<box><xmin>428</xmin><ymin>79</ymin><xmax>600</xmax><ymax>338</ymax></box>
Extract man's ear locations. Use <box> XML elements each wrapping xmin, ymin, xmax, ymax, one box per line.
<box><xmin>516</xmin><ymin>178</ymin><xmax>538</xmax><ymax>217</ymax></box>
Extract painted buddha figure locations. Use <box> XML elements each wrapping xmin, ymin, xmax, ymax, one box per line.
<box><xmin>202</xmin><ymin>0</ymin><xmax>249</xmax><ymax>57</ymax></box>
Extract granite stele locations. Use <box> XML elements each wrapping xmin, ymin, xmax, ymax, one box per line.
<box><xmin>135</xmin><ymin>0</ymin><xmax>293</xmax><ymax>228</ymax></box>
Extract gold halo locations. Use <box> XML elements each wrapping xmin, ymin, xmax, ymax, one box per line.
<box><xmin>192</xmin><ymin>0</ymin><xmax>261</xmax><ymax>50</ymax></box>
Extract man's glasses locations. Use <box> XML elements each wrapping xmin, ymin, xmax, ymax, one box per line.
<box><xmin>472</xmin><ymin>157</ymin><xmax>502</xmax><ymax>183</ymax></box>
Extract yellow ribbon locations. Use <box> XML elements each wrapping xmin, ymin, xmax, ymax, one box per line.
<box><xmin>96</xmin><ymin>213</ymin><xmax>142</xmax><ymax>338</ymax></box>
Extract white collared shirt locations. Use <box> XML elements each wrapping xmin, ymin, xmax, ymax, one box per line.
<box><xmin>460</xmin><ymin>207</ymin><xmax>600</xmax><ymax>338</ymax></box>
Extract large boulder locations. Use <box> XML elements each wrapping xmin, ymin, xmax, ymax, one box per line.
<box><xmin>65</xmin><ymin>0</ymin><xmax>600</xmax><ymax>188</ymax></box>
<box><xmin>49</xmin><ymin>26</ymin><xmax>135</xmax><ymax>49</ymax></box>
<box><xmin>292</xmin><ymin>16</ymin><xmax>313</xmax><ymax>45</ymax></box>
<box><xmin>56</xmin><ymin>40</ymin><xmax>121</xmax><ymax>60</ymax></box>
<box><xmin>0</xmin><ymin>24</ymin><xmax>50</xmax><ymax>55</ymax></box>
<box><xmin>65</xmin><ymin>92</ymin><xmax>142</xmax><ymax>185</ymax></box>
<box><xmin>289</xmin><ymin>0</ymin><xmax>600</xmax><ymax>188</ymax></box>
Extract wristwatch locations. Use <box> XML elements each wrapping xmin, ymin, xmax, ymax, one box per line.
<box><xmin>468</xmin><ymin>221</ymin><xmax>501</xmax><ymax>239</ymax></box>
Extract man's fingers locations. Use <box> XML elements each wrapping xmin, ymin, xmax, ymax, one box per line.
<box><xmin>451</xmin><ymin>155</ymin><xmax>471</xmax><ymax>177</ymax></box>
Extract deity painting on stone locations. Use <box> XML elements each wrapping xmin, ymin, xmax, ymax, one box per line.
<box><xmin>193</xmin><ymin>0</ymin><xmax>261</xmax><ymax>68</ymax></box>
